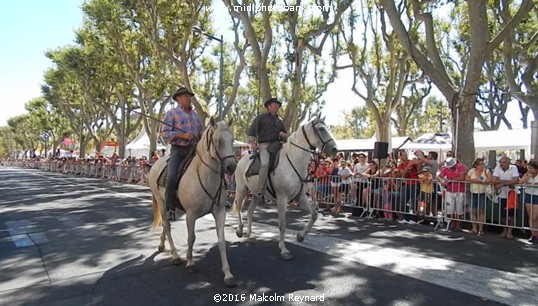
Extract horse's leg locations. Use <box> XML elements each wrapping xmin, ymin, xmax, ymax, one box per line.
<box><xmin>246</xmin><ymin>194</ymin><xmax>259</xmax><ymax>239</ymax></box>
<box><xmin>157</xmin><ymin>194</ymin><xmax>181</xmax><ymax>264</ymax></box>
<box><xmin>296</xmin><ymin>192</ymin><xmax>318</xmax><ymax>242</ymax></box>
<box><xmin>233</xmin><ymin>184</ymin><xmax>248</xmax><ymax>238</ymax></box>
<box><xmin>276</xmin><ymin>197</ymin><xmax>292</xmax><ymax>260</ymax></box>
<box><xmin>213</xmin><ymin>206</ymin><xmax>236</xmax><ymax>287</ymax></box>
<box><xmin>185</xmin><ymin>212</ymin><xmax>197</xmax><ymax>273</ymax></box>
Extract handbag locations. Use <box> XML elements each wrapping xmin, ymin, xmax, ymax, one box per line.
<box><xmin>506</xmin><ymin>190</ymin><xmax>518</xmax><ymax>209</ymax></box>
<box><xmin>485</xmin><ymin>184</ymin><xmax>498</xmax><ymax>203</ymax></box>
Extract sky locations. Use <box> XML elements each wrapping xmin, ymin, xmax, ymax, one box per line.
<box><xmin>0</xmin><ymin>0</ymin><xmax>357</xmax><ymax>128</ymax></box>
<box><xmin>0</xmin><ymin>1</ymin><xmax>527</xmax><ymax>131</ymax></box>
<box><xmin>0</xmin><ymin>0</ymin><xmax>85</xmax><ymax>126</ymax></box>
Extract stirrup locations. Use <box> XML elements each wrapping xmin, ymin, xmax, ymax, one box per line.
<box><xmin>166</xmin><ymin>209</ymin><xmax>177</xmax><ymax>222</ymax></box>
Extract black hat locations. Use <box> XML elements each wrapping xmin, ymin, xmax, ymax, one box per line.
<box><xmin>172</xmin><ymin>87</ymin><xmax>195</xmax><ymax>100</ymax></box>
<box><xmin>264</xmin><ymin>97</ymin><xmax>282</xmax><ymax>108</ymax></box>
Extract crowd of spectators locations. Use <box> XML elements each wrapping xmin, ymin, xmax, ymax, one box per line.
<box><xmin>2</xmin><ymin>149</ymin><xmax>169</xmax><ymax>185</ymax></box>
<box><xmin>305</xmin><ymin>150</ymin><xmax>536</xmax><ymax>243</ymax></box>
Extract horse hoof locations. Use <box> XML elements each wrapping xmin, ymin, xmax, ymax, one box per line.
<box><xmin>236</xmin><ymin>228</ymin><xmax>243</xmax><ymax>238</ymax></box>
<box><xmin>186</xmin><ymin>265</ymin><xmax>198</xmax><ymax>273</ymax></box>
<box><xmin>171</xmin><ymin>257</ymin><xmax>182</xmax><ymax>265</ymax></box>
<box><xmin>296</xmin><ymin>233</ymin><xmax>304</xmax><ymax>242</ymax></box>
<box><xmin>224</xmin><ymin>277</ymin><xmax>237</xmax><ymax>287</ymax></box>
<box><xmin>281</xmin><ymin>253</ymin><xmax>293</xmax><ymax>260</ymax></box>
<box><xmin>157</xmin><ymin>245</ymin><xmax>165</xmax><ymax>252</ymax></box>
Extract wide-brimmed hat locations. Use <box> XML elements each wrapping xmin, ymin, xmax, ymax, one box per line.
<box><xmin>264</xmin><ymin>97</ymin><xmax>282</xmax><ymax>108</ymax></box>
<box><xmin>172</xmin><ymin>87</ymin><xmax>195</xmax><ymax>100</ymax></box>
<box><xmin>445</xmin><ymin>157</ymin><xmax>457</xmax><ymax>168</ymax></box>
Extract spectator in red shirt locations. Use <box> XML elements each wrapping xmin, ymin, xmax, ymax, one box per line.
<box><xmin>397</xmin><ymin>151</ymin><xmax>421</xmax><ymax>223</ymax></box>
<box><xmin>315</xmin><ymin>159</ymin><xmax>333</xmax><ymax>208</ymax></box>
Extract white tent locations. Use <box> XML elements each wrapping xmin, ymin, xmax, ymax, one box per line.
<box><xmin>335</xmin><ymin>136</ymin><xmax>411</xmax><ymax>152</ymax></box>
<box><xmin>474</xmin><ymin>129</ymin><xmax>531</xmax><ymax>151</ymax></box>
<box><xmin>401</xmin><ymin>133</ymin><xmax>452</xmax><ymax>152</ymax></box>
<box><xmin>402</xmin><ymin>129</ymin><xmax>531</xmax><ymax>153</ymax></box>
<box><xmin>46</xmin><ymin>149</ymin><xmax>70</xmax><ymax>158</ymax></box>
<box><xmin>126</xmin><ymin>129</ymin><xmax>166</xmax><ymax>158</ymax></box>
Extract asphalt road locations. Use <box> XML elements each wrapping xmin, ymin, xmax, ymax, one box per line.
<box><xmin>0</xmin><ymin>166</ymin><xmax>536</xmax><ymax>306</ymax></box>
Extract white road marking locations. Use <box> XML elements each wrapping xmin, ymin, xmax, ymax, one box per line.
<box><xmin>5</xmin><ymin>220</ymin><xmax>50</xmax><ymax>247</ymax></box>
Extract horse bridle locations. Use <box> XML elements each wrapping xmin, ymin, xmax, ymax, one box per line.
<box><xmin>290</xmin><ymin>119</ymin><xmax>335</xmax><ymax>154</ymax></box>
<box><xmin>286</xmin><ymin>119</ymin><xmax>335</xmax><ymax>184</ymax></box>
<box><xmin>199</xmin><ymin>126</ymin><xmax>236</xmax><ymax>174</ymax></box>
<box><xmin>196</xmin><ymin>126</ymin><xmax>236</xmax><ymax>209</ymax></box>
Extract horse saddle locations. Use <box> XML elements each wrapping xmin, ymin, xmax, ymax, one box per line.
<box><xmin>157</xmin><ymin>149</ymin><xmax>196</xmax><ymax>189</ymax></box>
<box><xmin>245</xmin><ymin>141</ymin><xmax>282</xmax><ymax>178</ymax></box>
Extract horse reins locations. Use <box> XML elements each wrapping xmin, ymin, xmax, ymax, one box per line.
<box><xmin>196</xmin><ymin>125</ymin><xmax>236</xmax><ymax>212</ymax></box>
<box><xmin>275</xmin><ymin>120</ymin><xmax>335</xmax><ymax>201</ymax></box>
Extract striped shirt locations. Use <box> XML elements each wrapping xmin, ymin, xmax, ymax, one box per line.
<box><xmin>161</xmin><ymin>105</ymin><xmax>203</xmax><ymax>147</ymax></box>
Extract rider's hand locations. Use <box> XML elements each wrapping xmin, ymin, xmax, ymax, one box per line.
<box><xmin>183</xmin><ymin>132</ymin><xmax>194</xmax><ymax>140</ymax></box>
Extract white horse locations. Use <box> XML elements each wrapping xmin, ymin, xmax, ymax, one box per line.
<box><xmin>232</xmin><ymin>115</ymin><xmax>337</xmax><ymax>259</ymax></box>
<box><xmin>148</xmin><ymin>118</ymin><xmax>237</xmax><ymax>287</ymax></box>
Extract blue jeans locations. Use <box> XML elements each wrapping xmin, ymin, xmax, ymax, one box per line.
<box><xmin>165</xmin><ymin>145</ymin><xmax>191</xmax><ymax>210</ymax></box>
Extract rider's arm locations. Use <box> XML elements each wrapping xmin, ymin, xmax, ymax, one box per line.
<box><xmin>161</xmin><ymin>111</ymin><xmax>178</xmax><ymax>143</ymax></box>
<box><xmin>247</xmin><ymin>116</ymin><xmax>260</xmax><ymax>149</ymax></box>
<box><xmin>278</xmin><ymin>120</ymin><xmax>288</xmax><ymax>140</ymax></box>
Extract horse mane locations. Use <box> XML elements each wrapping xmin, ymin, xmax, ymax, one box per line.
<box><xmin>197</xmin><ymin>123</ymin><xmax>215</xmax><ymax>154</ymax></box>
<box><xmin>282</xmin><ymin>117</ymin><xmax>320</xmax><ymax>152</ymax></box>
<box><xmin>196</xmin><ymin>121</ymin><xmax>229</xmax><ymax>155</ymax></box>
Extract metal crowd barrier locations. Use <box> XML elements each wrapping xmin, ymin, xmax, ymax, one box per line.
<box><xmin>221</xmin><ymin>174</ymin><xmax>535</xmax><ymax>235</ymax></box>
<box><xmin>307</xmin><ymin>175</ymin><xmax>534</xmax><ymax>234</ymax></box>
<box><xmin>1</xmin><ymin>160</ymin><xmax>149</xmax><ymax>186</ymax></box>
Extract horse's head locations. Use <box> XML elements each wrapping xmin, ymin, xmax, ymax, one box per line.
<box><xmin>304</xmin><ymin>114</ymin><xmax>338</xmax><ymax>156</ymax></box>
<box><xmin>206</xmin><ymin>117</ymin><xmax>237</xmax><ymax>175</ymax></box>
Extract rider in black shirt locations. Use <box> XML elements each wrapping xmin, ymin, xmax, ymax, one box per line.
<box><xmin>247</xmin><ymin>98</ymin><xmax>288</xmax><ymax>205</ymax></box>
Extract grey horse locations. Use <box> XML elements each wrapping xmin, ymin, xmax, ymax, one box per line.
<box><xmin>148</xmin><ymin>118</ymin><xmax>237</xmax><ymax>287</ymax></box>
<box><xmin>232</xmin><ymin>115</ymin><xmax>337</xmax><ymax>260</ymax></box>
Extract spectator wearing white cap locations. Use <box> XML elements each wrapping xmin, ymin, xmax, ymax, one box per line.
<box><xmin>437</xmin><ymin>157</ymin><xmax>467</xmax><ymax>231</ymax></box>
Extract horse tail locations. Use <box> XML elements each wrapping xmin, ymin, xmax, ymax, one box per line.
<box><xmin>150</xmin><ymin>195</ymin><xmax>162</xmax><ymax>229</ymax></box>
<box><xmin>231</xmin><ymin>196</ymin><xmax>241</xmax><ymax>213</ymax></box>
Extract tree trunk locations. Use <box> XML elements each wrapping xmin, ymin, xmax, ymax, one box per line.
<box><xmin>531</xmin><ymin>110</ymin><xmax>538</xmax><ymax>158</ymax></box>
<box><xmin>454</xmin><ymin>94</ymin><xmax>476</xmax><ymax>167</ymax></box>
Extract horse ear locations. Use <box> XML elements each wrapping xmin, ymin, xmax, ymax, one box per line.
<box><xmin>209</xmin><ymin>117</ymin><xmax>216</xmax><ymax>127</ymax></box>
<box><xmin>320</xmin><ymin>115</ymin><xmax>326</xmax><ymax>122</ymax></box>
<box><xmin>227</xmin><ymin>117</ymin><xmax>234</xmax><ymax>127</ymax></box>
